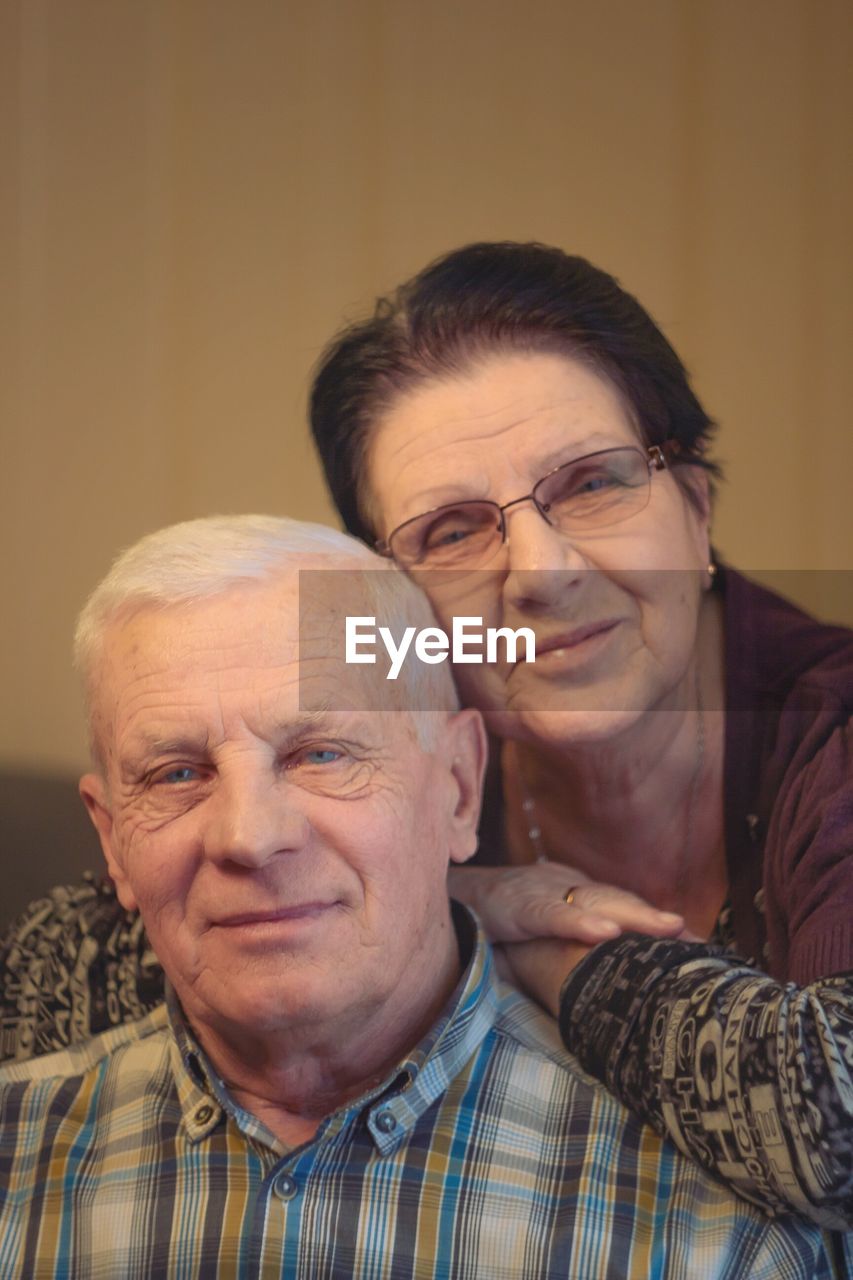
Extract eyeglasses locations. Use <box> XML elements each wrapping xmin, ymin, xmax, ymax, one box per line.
<box><xmin>376</xmin><ymin>445</ymin><xmax>669</xmax><ymax>569</ymax></box>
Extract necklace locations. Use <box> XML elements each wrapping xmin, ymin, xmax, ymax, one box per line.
<box><xmin>521</xmin><ymin>789</ymin><xmax>548</xmax><ymax>864</ymax></box>
<box><xmin>518</xmin><ymin>665</ymin><xmax>706</xmax><ymax>890</ymax></box>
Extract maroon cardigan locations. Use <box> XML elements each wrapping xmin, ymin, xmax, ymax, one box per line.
<box><xmin>721</xmin><ymin>567</ymin><xmax>853</xmax><ymax>983</ymax></box>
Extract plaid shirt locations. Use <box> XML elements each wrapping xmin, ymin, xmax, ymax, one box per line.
<box><xmin>1</xmin><ymin>912</ymin><xmax>849</xmax><ymax>1280</ymax></box>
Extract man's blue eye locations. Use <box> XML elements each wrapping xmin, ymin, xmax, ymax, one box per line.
<box><xmin>304</xmin><ymin>749</ymin><xmax>340</xmax><ymax>765</ymax></box>
<box><xmin>161</xmin><ymin>766</ymin><xmax>198</xmax><ymax>784</ymax></box>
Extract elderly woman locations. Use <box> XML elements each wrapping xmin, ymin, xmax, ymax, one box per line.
<box><xmin>308</xmin><ymin>241</ymin><xmax>853</xmax><ymax>1228</ymax></box>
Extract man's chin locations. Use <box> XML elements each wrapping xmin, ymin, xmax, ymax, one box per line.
<box><xmin>188</xmin><ymin>976</ymin><xmax>346</xmax><ymax>1039</ymax></box>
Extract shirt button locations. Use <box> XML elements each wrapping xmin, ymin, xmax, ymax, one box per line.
<box><xmin>375</xmin><ymin>1110</ymin><xmax>397</xmax><ymax>1134</ymax></box>
<box><xmin>273</xmin><ymin>1172</ymin><xmax>298</xmax><ymax>1201</ymax></box>
<box><xmin>194</xmin><ymin>1104</ymin><xmax>214</xmax><ymax>1124</ymax></box>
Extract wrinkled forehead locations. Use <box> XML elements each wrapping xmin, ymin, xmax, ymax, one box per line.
<box><xmin>89</xmin><ymin>570</ymin><xmax>433</xmax><ymax>759</ymax></box>
<box><xmin>88</xmin><ymin>583</ymin><xmax>296</xmax><ymax>746</ymax></box>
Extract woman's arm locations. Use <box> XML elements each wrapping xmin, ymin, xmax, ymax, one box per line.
<box><xmin>1</xmin><ymin>878</ymin><xmax>160</xmax><ymax>1063</ymax></box>
<box><xmin>512</xmin><ymin>930</ymin><xmax>853</xmax><ymax>1229</ymax></box>
<box><xmin>452</xmin><ymin>862</ymin><xmax>853</xmax><ymax>1226</ymax></box>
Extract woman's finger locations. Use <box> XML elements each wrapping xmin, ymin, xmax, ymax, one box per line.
<box><xmin>552</xmin><ymin>885</ymin><xmax>683</xmax><ymax>937</ymax></box>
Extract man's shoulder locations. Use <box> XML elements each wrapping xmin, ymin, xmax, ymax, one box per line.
<box><xmin>0</xmin><ymin>1002</ymin><xmax>170</xmax><ymax>1089</ymax></box>
<box><xmin>491</xmin><ymin>980</ymin><xmax>573</xmax><ymax>1056</ymax></box>
<box><xmin>488</xmin><ymin>979</ymin><xmax>616</xmax><ymax>1100</ymax></box>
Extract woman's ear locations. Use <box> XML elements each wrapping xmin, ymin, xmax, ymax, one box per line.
<box><xmin>444</xmin><ymin>708</ymin><xmax>488</xmax><ymax>866</ymax></box>
<box><xmin>678</xmin><ymin>467</ymin><xmax>713</xmax><ymax>572</ymax></box>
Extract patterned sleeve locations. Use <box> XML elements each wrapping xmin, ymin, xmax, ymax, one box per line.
<box><xmin>1</xmin><ymin>877</ymin><xmax>164</xmax><ymax>1063</ymax></box>
<box><xmin>558</xmin><ymin>933</ymin><xmax>853</xmax><ymax>1229</ymax></box>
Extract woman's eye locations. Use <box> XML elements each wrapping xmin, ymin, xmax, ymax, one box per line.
<box><xmin>577</xmin><ymin>472</ymin><xmax>612</xmax><ymax>493</ymax></box>
<box><xmin>562</xmin><ymin>467</ymin><xmax>615</xmax><ymax>498</ymax></box>
<box><xmin>423</xmin><ymin>515</ymin><xmax>475</xmax><ymax>550</ymax></box>
<box><xmin>433</xmin><ymin>527</ymin><xmax>470</xmax><ymax>547</ymax></box>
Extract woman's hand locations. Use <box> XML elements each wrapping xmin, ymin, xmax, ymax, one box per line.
<box><xmin>449</xmin><ymin>863</ymin><xmax>694</xmax><ymax>1016</ymax></box>
<box><xmin>448</xmin><ymin>863</ymin><xmax>685</xmax><ymax>947</ymax></box>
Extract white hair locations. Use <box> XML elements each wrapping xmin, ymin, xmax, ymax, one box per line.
<box><xmin>75</xmin><ymin>514</ymin><xmax>458</xmax><ymax>760</ymax></box>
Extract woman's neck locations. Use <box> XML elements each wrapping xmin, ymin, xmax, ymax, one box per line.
<box><xmin>504</xmin><ymin>597</ymin><xmax>727</xmax><ymax>929</ymax></box>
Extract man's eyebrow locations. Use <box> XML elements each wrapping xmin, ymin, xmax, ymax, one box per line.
<box><xmin>275</xmin><ymin>708</ymin><xmax>370</xmax><ymax>745</ymax></box>
<box><xmin>120</xmin><ymin>732</ymin><xmax>212</xmax><ymax>770</ymax></box>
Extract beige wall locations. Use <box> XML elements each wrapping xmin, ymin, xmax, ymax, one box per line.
<box><xmin>2</xmin><ymin>0</ymin><xmax>851</xmax><ymax>777</ymax></box>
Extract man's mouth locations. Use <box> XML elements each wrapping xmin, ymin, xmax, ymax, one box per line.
<box><xmin>214</xmin><ymin>902</ymin><xmax>337</xmax><ymax>928</ymax></box>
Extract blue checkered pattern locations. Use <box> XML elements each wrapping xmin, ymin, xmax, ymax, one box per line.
<box><xmin>1</xmin><ymin>914</ymin><xmax>849</xmax><ymax>1279</ymax></box>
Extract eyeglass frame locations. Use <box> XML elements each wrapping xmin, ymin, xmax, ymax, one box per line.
<box><xmin>375</xmin><ymin>443</ymin><xmax>672</xmax><ymax>567</ymax></box>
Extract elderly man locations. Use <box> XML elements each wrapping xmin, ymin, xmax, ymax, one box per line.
<box><xmin>0</xmin><ymin>515</ymin><xmax>849</xmax><ymax>1280</ymax></box>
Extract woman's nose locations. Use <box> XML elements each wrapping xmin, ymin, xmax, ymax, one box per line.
<box><xmin>203</xmin><ymin>772</ymin><xmax>310</xmax><ymax>869</ymax></box>
<box><xmin>502</xmin><ymin>506</ymin><xmax>590</xmax><ymax>612</ymax></box>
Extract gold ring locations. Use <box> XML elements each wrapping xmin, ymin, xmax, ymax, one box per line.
<box><xmin>563</xmin><ymin>885</ymin><xmax>581</xmax><ymax>906</ymax></box>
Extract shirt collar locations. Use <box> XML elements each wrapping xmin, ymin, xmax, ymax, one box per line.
<box><xmin>164</xmin><ymin>903</ymin><xmax>501</xmax><ymax>1153</ymax></box>
<box><xmin>359</xmin><ymin>902</ymin><xmax>501</xmax><ymax>1154</ymax></box>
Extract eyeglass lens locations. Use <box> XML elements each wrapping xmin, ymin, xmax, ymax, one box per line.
<box><xmin>391</xmin><ymin>447</ymin><xmax>651</xmax><ymax>568</ymax></box>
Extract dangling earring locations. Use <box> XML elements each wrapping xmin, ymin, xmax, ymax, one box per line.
<box><xmin>707</xmin><ymin>560</ymin><xmax>717</xmax><ymax>584</ymax></box>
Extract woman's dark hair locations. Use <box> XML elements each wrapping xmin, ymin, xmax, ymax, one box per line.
<box><xmin>309</xmin><ymin>241</ymin><xmax>719</xmax><ymax>542</ymax></box>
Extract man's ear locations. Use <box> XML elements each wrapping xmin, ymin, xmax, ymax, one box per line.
<box><xmin>444</xmin><ymin>708</ymin><xmax>488</xmax><ymax>866</ymax></box>
<box><xmin>79</xmin><ymin>773</ymin><xmax>138</xmax><ymax>911</ymax></box>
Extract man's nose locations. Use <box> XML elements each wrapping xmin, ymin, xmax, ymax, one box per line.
<box><xmin>203</xmin><ymin>772</ymin><xmax>309</xmax><ymax>869</ymax></box>
<box><xmin>502</xmin><ymin>505</ymin><xmax>589</xmax><ymax>613</ymax></box>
